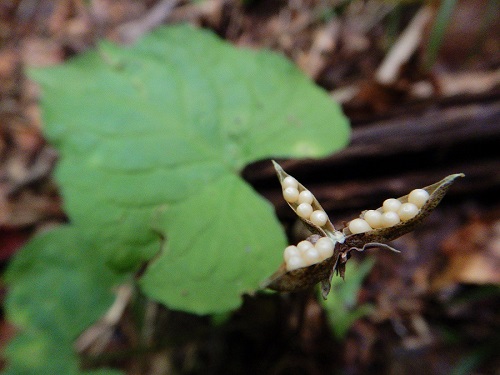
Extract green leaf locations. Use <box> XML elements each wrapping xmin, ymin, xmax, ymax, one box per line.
<box><xmin>329</xmin><ymin>256</ymin><xmax>375</xmax><ymax>307</ymax></box>
<box><xmin>4</xmin><ymin>227</ymin><xmax>124</xmax><ymax>375</ymax></box>
<box><xmin>4</xmin><ymin>331</ymin><xmax>79</xmax><ymax>375</ymax></box>
<box><xmin>321</xmin><ymin>257</ymin><xmax>375</xmax><ymax>339</ymax></box>
<box><xmin>424</xmin><ymin>0</ymin><xmax>458</xmax><ymax>70</ymax></box>
<box><xmin>28</xmin><ymin>24</ymin><xmax>349</xmax><ymax>314</ymax></box>
<box><xmin>140</xmin><ymin>173</ymin><xmax>286</xmax><ymax>313</ymax></box>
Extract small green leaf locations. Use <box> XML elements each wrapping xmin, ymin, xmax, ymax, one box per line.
<box><xmin>28</xmin><ymin>24</ymin><xmax>349</xmax><ymax>314</ymax></box>
<box><xmin>4</xmin><ymin>332</ymin><xmax>80</xmax><ymax>375</ymax></box>
<box><xmin>424</xmin><ymin>0</ymin><xmax>458</xmax><ymax>70</ymax></box>
<box><xmin>321</xmin><ymin>258</ymin><xmax>375</xmax><ymax>339</ymax></box>
<box><xmin>4</xmin><ymin>227</ymin><xmax>124</xmax><ymax>375</ymax></box>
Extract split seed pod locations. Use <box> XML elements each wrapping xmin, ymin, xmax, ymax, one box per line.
<box><xmin>271</xmin><ymin>160</ymin><xmax>337</xmax><ymax>237</ymax></box>
<box><xmin>261</xmin><ymin>161</ymin><xmax>464</xmax><ymax>299</ymax></box>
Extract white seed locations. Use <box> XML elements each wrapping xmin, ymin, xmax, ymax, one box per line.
<box><xmin>298</xmin><ymin>190</ymin><xmax>314</xmax><ymax>204</ymax></box>
<box><xmin>348</xmin><ymin>218</ymin><xmax>373</xmax><ymax>234</ymax></box>
<box><xmin>397</xmin><ymin>202</ymin><xmax>419</xmax><ymax>221</ymax></box>
<box><xmin>383</xmin><ymin>198</ymin><xmax>402</xmax><ymax>212</ymax></box>
<box><xmin>283</xmin><ymin>187</ymin><xmax>299</xmax><ymax>203</ymax></box>
<box><xmin>286</xmin><ymin>255</ymin><xmax>306</xmax><ymax>271</ymax></box>
<box><xmin>297</xmin><ymin>240</ymin><xmax>314</xmax><ymax>253</ymax></box>
<box><xmin>310</xmin><ymin>210</ymin><xmax>328</xmax><ymax>227</ymax></box>
<box><xmin>408</xmin><ymin>189</ymin><xmax>429</xmax><ymax>208</ymax></box>
<box><xmin>381</xmin><ymin>211</ymin><xmax>400</xmax><ymax>227</ymax></box>
<box><xmin>283</xmin><ymin>245</ymin><xmax>299</xmax><ymax>261</ymax></box>
<box><xmin>363</xmin><ymin>210</ymin><xmax>383</xmax><ymax>228</ymax></box>
<box><xmin>282</xmin><ymin>176</ymin><xmax>299</xmax><ymax>189</ymax></box>
<box><xmin>296</xmin><ymin>203</ymin><xmax>313</xmax><ymax>219</ymax></box>
<box><xmin>303</xmin><ymin>248</ymin><xmax>320</xmax><ymax>264</ymax></box>
<box><xmin>315</xmin><ymin>237</ymin><xmax>334</xmax><ymax>259</ymax></box>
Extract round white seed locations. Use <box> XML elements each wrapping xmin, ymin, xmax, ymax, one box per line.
<box><xmin>315</xmin><ymin>237</ymin><xmax>334</xmax><ymax>259</ymax></box>
<box><xmin>283</xmin><ymin>187</ymin><xmax>299</xmax><ymax>203</ymax></box>
<box><xmin>303</xmin><ymin>248</ymin><xmax>320</xmax><ymax>264</ymax></box>
<box><xmin>408</xmin><ymin>188</ymin><xmax>430</xmax><ymax>208</ymax></box>
<box><xmin>283</xmin><ymin>245</ymin><xmax>299</xmax><ymax>261</ymax></box>
<box><xmin>383</xmin><ymin>198</ymin><xmax>402</xmax><ymax>213</ymax></box>
<box><xmin>397</xmin><ymin>202</ymin><xmax>419</xmax><ymax>221</ymax></box>
<box><xmin>310</xmin><ymin>210</ymin><xmax>328</xmax><ymax>227</ymax></box>
<box><xmin>348</xmin><ymin>218</ymin><xmax>373</xmax><ymax>234</ymax></box>
<box><xmin>286</xmin><ymin>255</ymin><xmax>306</xmax><ymax>271</ymax></box>
<box><xmin>363</xmin><ymin>210</ymin><xmax>383</xmax><ymax>228</ymax></box>
<box><xmin>298</xmin><ymin>190</ymin><xmax>314</xmax><ymax>204</ymax></box>
<box><xmin>297</xmin><ymin>240</ymin><xmax>314</xmax><ymax>253</ymax></box>
<box><xmin>381</xmin><ymin>211</ymin><xmax>400</xmax><ymax>227</ymax></box>
<box><xmin>282</xmin><ymin>176</ymin><xmax>299</xmax><ymax>189</ymax></box>
<box><xmin>296</xmin><ymin>203</ymin><xmax>313</xmax><ymax>219</ymax></box>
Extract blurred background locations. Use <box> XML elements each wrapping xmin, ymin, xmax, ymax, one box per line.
<box><xmin>0</xmin><ymin>0</ymin><xmax>499</xmax><ymax>374</ymax></box>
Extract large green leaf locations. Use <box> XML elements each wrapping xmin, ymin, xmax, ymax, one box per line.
<box><xmin>4</xmin><ymin>227</ymin><xmax>124</xmax><ymax>375</ymax></box>
<box><xmin>142</xmin><ymin>173</ymin><xmax>285</xmax><ymax>312</ymax></box>
<box><xmin>29</xmin><ymin>24</ymin><xmax>349</xmax><ymax>314</ymax></box>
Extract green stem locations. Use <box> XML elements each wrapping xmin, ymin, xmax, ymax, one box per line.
<box><xmin>424</xmin><ymin>0</ymin><xmax>458</xmax><ymax>70</ymax></box>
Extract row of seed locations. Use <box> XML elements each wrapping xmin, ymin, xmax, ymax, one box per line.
<box><xmin>348</xmin><ymin>189</ymin><xmax>430</xmax><ymax>234</ymax></box>
<box><xmin>281</xmin><ymin>176</ymin><xmax>329</xmax><ymax>227</ymax></box>
<box><xmin>281</xmin><ymin>176</ymin><xmax>335</xmax><ymax>271</ymax></box>
<box><xmin>284</xmin><ymin>237</ymin><xmax>335</xmax><ymax>271</ymax></box>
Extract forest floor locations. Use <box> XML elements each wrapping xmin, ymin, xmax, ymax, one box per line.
<box><xmin>0</xmin><ymin>1</ymin><xmax>499</xmax><ymax>374</ymax></box>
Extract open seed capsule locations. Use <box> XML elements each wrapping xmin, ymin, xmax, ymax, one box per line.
<box><xmin>283</xmin><ymin>236</ymin><xmax>335</xmax><ymax>271</ymax></box>
<box><xmin>264</xmin><ymin>161</ymin><xmax>464</xmax><ymax>296</ymax></box>
<box><xmin>349</xmin><ymin>183</ymin><xmax>448</xmax><ymax>233</ymax></box>
<box><xmin>261</xmin><ymin>162</ymin><xmax>464</xmax><ymax>298</ymax></box>
<box><xmin>272</xmin><ymin>161</ymin><xmax>336</xmax><ymax>235</ymax></box>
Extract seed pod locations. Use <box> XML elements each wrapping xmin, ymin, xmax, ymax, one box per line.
<box><xmin>344</xmin><ymin>173</ymin><xmax>465</xmax><ymax>250</ymax></box>
<box><xmin>262</xmin><ymin>162</ymin><xmax>345</xmax><ymax>294</ymax></box>
<box><xmin>262</xmin><ymin>234</ymin><xmax>341</xmax><ymax>293</ymax></box>
<box><xmin>272</xmin><ymin>160</ymin><xmax>336</xmax><ymax>236</ymax></box>
<box><xmin>262</xmin><ymin>161</ymin><xmax>464</xmax><ymax>297</ymax></box>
